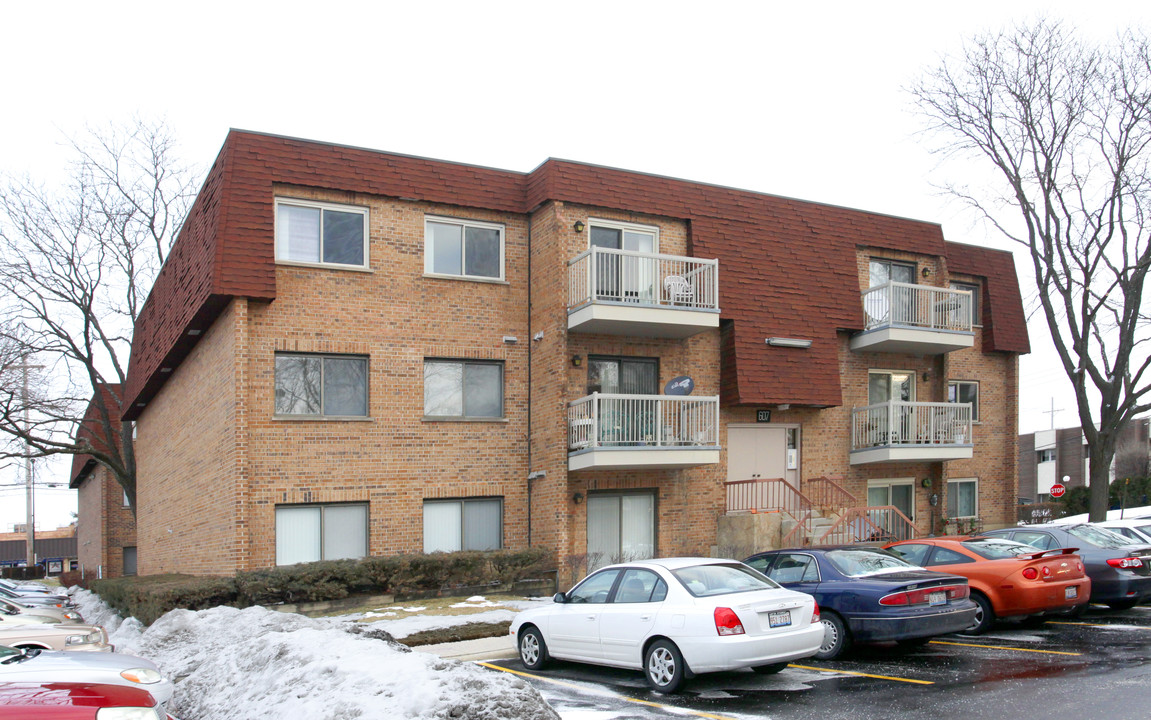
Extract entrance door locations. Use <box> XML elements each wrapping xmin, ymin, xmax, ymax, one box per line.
<box><xmin>587</xmin><ymin>492</ymin><xmax>655</xmax><ymax>571</ymax></box>
<box><xmin>727</xmin><ymin>426</ymin><xmax>798</xmax><ymax>486</ymax></box>
<box><xmin>867</xmin><ymin>480</ymin><xmax>915</xmax><ymax>520</ymax></box>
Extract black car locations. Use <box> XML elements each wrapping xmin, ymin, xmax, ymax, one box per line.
<box><xmin>745</xmin><ymin>547</ymin><xmax>976</xmax><ymax>659</ymax></box>
<box><xmin>980</xmin><ymin>523</ymin><xmax>1151</xmax><ymax>609</ymax></box>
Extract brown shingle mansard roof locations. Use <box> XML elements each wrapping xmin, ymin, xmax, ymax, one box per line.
<box><xmin>123</xmin><ymin>130</ymin><xmax>1029</xmax><ymax>418</ymax></box>
<box><xmin>69</xmin><ymin>383</ymin><xmax>122</xmax><ymax>488</ymax></box>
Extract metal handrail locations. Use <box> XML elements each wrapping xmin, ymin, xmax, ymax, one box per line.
<box><xmin>805</xmin><ymin>476</ymin><xmax>858</xmax><ymax>513</ymax></box>
<box><xmin>568</xmin><ymin>393</ymin><xmax>719</xmax><ymax>450</ymax></box>
<box><xmin>861</xmin><ymin>281</ymin><xmax>973</xmax><ymax>332</ymax></box>
<box><xmin>568</xmin><ymin>246</ymin><xmax>719</xmax><ymax>311</ymax></box>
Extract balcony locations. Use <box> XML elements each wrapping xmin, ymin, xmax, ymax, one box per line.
<box><xmin>567</xmin><ymin>247</ymin><xmax>720</xmax><ymax>338</ymax></box>
<box><xmin>568</xmin><ymin>393</ymin><xmax>721</xmax><ymax>471</ymax></box>
<box><xmin>849</xmin><ymin>282</ymin><xmax>975</xmax><ymax>354</ymax></box>
<box><xmin>850</xmin><ymin>401</ymin><xmax>973</xmax><ymax>465</ymax></box>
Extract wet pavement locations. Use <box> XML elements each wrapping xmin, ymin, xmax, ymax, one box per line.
<box><xmin>484</xmin><ymin>605</ymin><xmax>1151</xmax><ymax>719</ymax></box>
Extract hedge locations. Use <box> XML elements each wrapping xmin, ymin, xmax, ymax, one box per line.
<box><xmin>88</xmin><ymin>548</ymin><xmax>553</xmax><ymax>625</ymax></box>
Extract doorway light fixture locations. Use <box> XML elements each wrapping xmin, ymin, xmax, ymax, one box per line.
<box><xmin>765</xmin><ymin>337</ymin><xmax>812</xmax><ymax>348</ymax></box>
<box><xmin>573</xmin><ymin>220</ymin><xmax>585</xmax><ymax>233</ymax></box>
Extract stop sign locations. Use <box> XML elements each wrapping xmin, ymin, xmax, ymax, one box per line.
<box><xmin>1050</xmin><ymin>483</ymin><xmax>1067</xmax><ymax>498</ymax></box>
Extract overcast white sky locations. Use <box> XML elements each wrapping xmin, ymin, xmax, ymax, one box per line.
<box><xmin>1</xmin><ymin>1</ymin><xmax>1147</xmax><ymax>530</ymax></box>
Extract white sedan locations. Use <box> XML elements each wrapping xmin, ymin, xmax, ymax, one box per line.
<box><xmin>510</xmin><ymin>557</ymin><xmax>824</xmax><ymax>693</ymax></box>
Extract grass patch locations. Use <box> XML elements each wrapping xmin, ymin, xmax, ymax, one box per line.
<box><xmin>332</xmin><ymin>593</ymin><xmax>523</xmax><ymax>622</ymax></box>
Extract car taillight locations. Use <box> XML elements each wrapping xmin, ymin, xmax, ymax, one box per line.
<box><xmin>880</xmin><ymin>585</ymin><xmax>967</xmax><ymax>606</ymax></box>
<box><xmin>1107</xmin><ymin>557</ymin><xmax>1144</xmax><ymax>569</ymax></box>
<box><xmin>1022</xmin><ymin>567</ymin><xmax>1039</xmax><ymax>580</ymax></box>
<box><xmin>1077</xmin><ymin>562</ymin><xmax>1083</xmax><ymax>572</ymax></box>
<box><xmin>1041</xmin><ymin>566</ymin><xmax>1052</xmax><ymax>578</ymax></box>
<box><xmin>714</xmin><ymin>607</ymin><xmax>745</xmax><ymax>636</ymax></box>
<box><xmin>811</xmin><ymin>601</ymin><xmax>820</xmax><ymax>624</ymax></box>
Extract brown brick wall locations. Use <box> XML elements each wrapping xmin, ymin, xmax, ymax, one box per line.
<box><xmin>75</xmin><ymin>466</ymin><xmax>137</xmax><ymax>578</ymax></box>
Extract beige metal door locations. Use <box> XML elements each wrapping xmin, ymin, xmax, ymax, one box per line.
<box><xmin>728</xmin><ymin>426</ymin><xmax>793</xmax><ymax>483</ymax></box>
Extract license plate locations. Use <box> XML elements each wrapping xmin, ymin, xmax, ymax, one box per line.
<box><xmin>1065</xmin><ymin>586</ymin><xmax>1078</xmax><ymax>600</ymax></box>
<box><xmin>768</xmin><ymin>610</ymin><xmax>792</xmax><ymax>628</ymax></box>
<box><xmin>928</xmin><ymin>591</ymin><xmax>946</xmax><ymax>606</ymax></box>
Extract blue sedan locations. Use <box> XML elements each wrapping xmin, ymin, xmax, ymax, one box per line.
<box><xmin>744</xmin><ymin>547</ymin><xmax>977</xmax><ymax>659</ymax></box>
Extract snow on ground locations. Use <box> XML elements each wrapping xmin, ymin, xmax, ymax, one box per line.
<box><xmin>338</xmin><ymin>596</ymin><xmax>553</xmax><ymax>639</ymax></box>
<box><xmin>71</xmin><ymin>590</ymin><xmax>558</xmax><ymax>720</ymax></box>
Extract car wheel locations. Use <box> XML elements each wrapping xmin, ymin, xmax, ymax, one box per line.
<box><xmin>644</xmin><ymin>639</ymin><xmax>686</xmax><ymax>693</ymax></box>
<box><xmin>750</xmin><ymin>662</ymin><xmax>789</xmax><ymax>675</ymax></box>
<box><xmin>1107</xmin><ymin>599</ymin><xmax>1139</xmax><ymax>611</ymax></box>
<box><xmin>963</xmin><ymin>593</ymin><xmax>994</xmax><ymax>635</ymax></box>
<box><xmin>815</xmin><ymin>612</ymin><xmax>851</xmax><ymax>660</ymax></box>
<box><xmin>518</xmin><ymin>626</ymin><xmax>549</xmax><ymax>671</ymax></box>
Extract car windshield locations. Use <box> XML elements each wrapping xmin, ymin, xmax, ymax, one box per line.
<box><xmin>0</xmin><ymin>645</ymin><xmax>25</xmax><ymax>663</ymax></box>
<box><xmin>962</xmin><ymin>538</ymin><xmax>1039</xmax><ymax>559</ymax></box>
<box><xmin>671</xmin><ymin>563</ymin><xmax>779</xmax><ymax>597</ymax></box>
<box><xmin>1067</xmin><ymin>524</ymin><xmax>1135</xmax><ymax>549</ymax></box>
<box><xmin>826</xmin><ymin>549</ymin><xmax>916</xmax><ymax>577</ymax></box>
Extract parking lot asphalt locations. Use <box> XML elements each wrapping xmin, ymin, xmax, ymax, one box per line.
<box><xmin>481</xmin><ymin>605</ymin><xmax>1151</xmax><ymax>720</ymax></box>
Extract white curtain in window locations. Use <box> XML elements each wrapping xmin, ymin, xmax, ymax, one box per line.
<box><xmin>323</xmin><ymin>505</ymin><xmax>368</xmax><ymax>560</ymax></box>
<box><xmin>276</xmin><ymin>205</ymin><xmax>321</xmax><ymax>263</ymax></box>
<box><xmin>463</xmin><ymin>499</ymin><xmax>502</xmax><ymax>551</ymax></box>
<box><xmin>587</xmin><ymin>495</ymin><xmax>621</xmax><ymax>570</ymax></box>
<box><xmin>276</xmin><ymin>507</ymin><xmax>321</xmax><ymax>565</ymax></box>
<box><xmin>949</xmin><ymin>482</ymin><xmax>977</xmax><ymax>518</ymax></box>
<box><xmin>620</xmin><ymin>494</ymin><xmax>654</xmax><ymax>561</ymax></box>
<box><xmin>424</xmin><ymin>502</ymin><xmax>462</xmax><ymax>553</ymax></box>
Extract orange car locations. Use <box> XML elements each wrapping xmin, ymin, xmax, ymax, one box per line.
<box><xmin>886</xmin><ymin>536</ymin><xmax>1090</xmax><ymax>634</ymax></box>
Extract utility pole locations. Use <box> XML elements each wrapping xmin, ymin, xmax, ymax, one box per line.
<box><xmin>12</xmin><ymin>358</ymin><xmax>44</xmax><ymax>568</ymax></box>
<box><xmin>1042</xmin><ymin>398</ymin><xmax>1064</xmax><ymax>431</ymax></box>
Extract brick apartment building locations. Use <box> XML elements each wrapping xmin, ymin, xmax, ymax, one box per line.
<box><xmin>70</xmin><ymin>385</ymin><xmax>137</xmax><ymax>577</ymax></box>
<box><xmin>122</xmin><ymin>130</ymin><xmax>1029</xmax><ymax>576</ymax></box>
<box><xmin>1019</xmin><ymin>416</ymin><xmax>1151</xmax><ymax>502</ymax></box>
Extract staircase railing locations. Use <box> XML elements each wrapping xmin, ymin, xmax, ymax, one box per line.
<box><xmin>805</xmin><ymin>476</ymin><xmax>858</xmax><ymax>514</ymax></box>
<box><xmin>815</xmin><ymin>505</ymin><xmax>918</xmax><ymax>545</ymax></box>
<box><xmin>725</xmin><ymin>478</ymin><xmax>817</xmax><ymax>548</ymax></box>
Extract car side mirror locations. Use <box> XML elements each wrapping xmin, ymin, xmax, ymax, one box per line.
<box><xmin>552</xmin><ymin>592</ymin><xmax>567</xmax><ymax>604</ymax></box>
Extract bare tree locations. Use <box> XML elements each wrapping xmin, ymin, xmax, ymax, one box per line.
<box><xmin>911</xmin><ymin>20</ymin><xmax>1151</xmax><ymax>521</ymax></box>
<box><xmin>0</xmin><ymin>119</ymin><xmax>198</xmax><ymax>512</ymax></box>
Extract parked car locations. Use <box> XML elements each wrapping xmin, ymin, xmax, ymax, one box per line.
<box><xmin>0</xmin><ymin>623</ymin><xmax>111</xmax><ymax>652</ymax></box>
<box><xmin>509</xmin><ymin>557</ymin><xmax>823</xmax><ymax>693</ymax></box>
<box><xmin>0</xmin><ymin>597</ymin><xmax>84</xmax><ymax>624</ymax></box>
<box><xmin>981</xmin><ymin>523</ymin><xmax>1151</xmax><ymax>609</ymax></box>
<box><xmin>0</xmin><ymin>645</ymin><xmax>174</xmax><ymax>708</ymax></box>
<box><xmin>886</xmin><ymin>537</ymin><xmax>1090</xmax><ymax>633</ymax></box>
<box><xmin>744</xmin><ymin>547</ymin><xmax>975</xmax><ymax>659</ymax></box>
<box><xmin>0</xmin><ymin>584</ymin><xmax>75</xmax><ymax>609</ymax></box>
<box><xmin>0</xmin><ymin>578</ymin><xmax>51</xmax><ymax>593</ymax></box>
<box><xmin>1092</xmin><ymin>519</ymin><xmax>1151</xmax><ymax>545</ymax></box>
<box><xmin>0</xmin><ymin>681</ymin><xmax>173</xmax><ymax>720</ymax></box>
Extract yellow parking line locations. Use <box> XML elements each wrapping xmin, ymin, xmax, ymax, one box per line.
<box><xmin>475</xmin><ymin>662</ymin><xmax>740</xmax><ymax>720</ymax></box>
<box><xmin>929</xmin><ymin>640</ymin><xmax>1080</xmax><ymax>656</ymax></box>
<box><xmin>787</xmin><ymin>663</ymin><xmax>934</xmax><ymax>685</ymax></box>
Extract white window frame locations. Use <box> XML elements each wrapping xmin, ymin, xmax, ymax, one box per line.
<box><xmin>422</xmin><ymin>497</ymin><xmax>504</xmax><ymax>552</ymax></box>
<box><xmin>423</xmin><ymin>359</ymin><xmax>505</xmax><ymax>420</ymax></box>
<box><xmin>947</xmin><ymin>478</ymin><xmax>979</xmax><ymax>519</ymax></box>
<box><xmin>948</xmin><ymin>380</ymin><xmax>980</xmax><ymax>423</ymax></box>
<box><xmin>274</xmin><ymin>503</ymin><xmax>369</xmax><ymax>566</ymax></box>
<box><xmin>1038</xmin><ymin>449</ymin><xmax>1056</xmax><ymax>463</ymax></box>
<box><xmin>274</xmin><ymin>353</ymin><xmax>370</xmax><ymax>419</ymax></box>
<box><xmin>949</xmin><ymin>281</ymin><xmax>981</xmax><ymax>326</ymax></box>
<box><xmin>866</xmin><ymin>478</ymin><xmax>916</xmax><ymax>521</ymax></box>
<box><xmin>868</xmin><ymin>369</ymin><xmax>917</xmax><ymax>403</ymax></box>
<box><xmin>586</xmin><ymin>218</ymin><xmax>660</xmax><ymax>253</ymax></box>
<box><xmin>423</xmin><ymin>215</ymin><xmax>506</xmax><ymax>282</ymax></box>
<box><xmin>274</xmin><ymin>198</ymin><xmax>370</xmax><ymax>270</ymax></box>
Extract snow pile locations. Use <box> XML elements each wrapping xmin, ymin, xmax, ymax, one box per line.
<box><xmin>70</xmin><ymin>590</ymin><xmax>558</xmax><ymax>720</ymax></box>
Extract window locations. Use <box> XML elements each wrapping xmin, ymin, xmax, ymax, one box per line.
<box><xmin>925</xmin><ymin>547</ymin><xmax>975</xmax><ymax>566</ymax></box>
<box><xmin>587</xmin><ymin>491</ymin><xmax>655</xmax><ymax>571</ymax></box>
<box><xmin>948</xmin><ymin>478</ymin><xmax>978</xmax><ymax>519</ymax></box>
<box><xmin>422</xmin><ymin>498</ymin><xmax>503</xmax><ymax>552</ymax></box>
<box><xmin>275</xmin><ymin>504</ymin><xmax>368</xmax><ymax>565</ymax></box>
<box><xmin>888</xmin><ymin>543</ymin><xmax>931</xmax><ymax>566</ymax></box>
<box><xmin>612</xmin><ymin>569</ymin><xmax>665</xmax><ymax>603</ymax></box>
<box><xmin>867</xmin><ymin>479</ymin><xmax>915</xmax><ymax>520</ymax></box>
<box><xmin>425</xmin><ymin>216</ymin><xmax>504</xmax><ymax>280</ymax></box>
<box><xmin>767</xmin><ymin>553</ymin><xmax>820</xmax><ymax>584</ymax></box>
<box><xmin>122</xmin><ymin>547</ymin><xmax>137</xmax><ymax>576</ymax></box>
<box><xmin>567</xmin><ymin>569</ymin><xmax>621</xmax><ymax>604</ymax></box>
<box><xmin>275</xmin><ymin>199</ymin><xmax>367</xmax><ymax>268</ymax></box>
<box><xmin>1010</xmin><ymin>531</ymin><xmax>1056</xmax><ymax>550</ymax></box>
<box><xmin>1038</xmin><ymin>449</ymin><xmax>1056</xmax><ymax>463</ymax></box>
<box><xmin>948</xmin><ymin>381</ymin><xmax>980</xmax><ymax>422</ymax></box>
<box><xmin>950</xmin><ymin>281</ymin><xmax>981</xmax><ymax>325</ymax></box>
<box><xmin>869</xmin><ymin>258</ymin><xmax>916</xmax><ymax>287</ymax></box>
<box><xmin>123</xmin><ymin>490</ymin><xmax>130</xmax><ymax>507</ymax></box>
<box><xmin>423</xmin><ymin>360</ymin><xmax>503</xmax><ymax>418</ymax></box>
<box><xmin>869</xmin><ymin>370</ymin><xmax>915</xmax><ymax>404</ymax></box>
<box><xmin>275</xmin><ymin>354</ymin><xmax>368</xmax><ymax>418</ymax></box>
<box><xmin>587</xmin><ymin>356</ymin><xmax>659</xmax><ymax>395</ymax></box>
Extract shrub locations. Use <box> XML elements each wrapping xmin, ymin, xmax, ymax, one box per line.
<box><xmin>86</xmin><ymin>549</ymin><xmax>555</xmax><ymax>625</ymax></box>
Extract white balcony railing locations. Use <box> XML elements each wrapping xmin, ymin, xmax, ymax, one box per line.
<box><xmin>862</xmin><ymin>282</ymin><xmax>973</xmax><ymax>332</ymax></box>
<box><xmin>568</xmin><ymin>247</ymin><xmax>719</xmax><ymax>312</ymax></box>
<box><xmin>851</xmin><ymin>401</ymin><xmax>973</xmax><ymax>451</ymax></box>
<box><xmin>568</xmin><ymin>393</ymin><xmax>720</xmax><ymax>450</ymax></box>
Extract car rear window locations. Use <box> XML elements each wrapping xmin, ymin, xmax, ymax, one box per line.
<box><xmin>1067</xmin><ymin>524</ymin><xmax>1132</xmax><ymax>548</ymax></box>
<box><xmin>671</xmin><ymin>563</ymin><xmax>780</xmax><ymax>597</ymax></box>
<box><xmin>826</xmin><ymin>549</ymin><xmax>916</xmax><ymax>577</ymax></box>
<box><xmin>962</xmin><ymin>538</ymin><xmax>1038</xmax><ymax>559</ymax></box>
